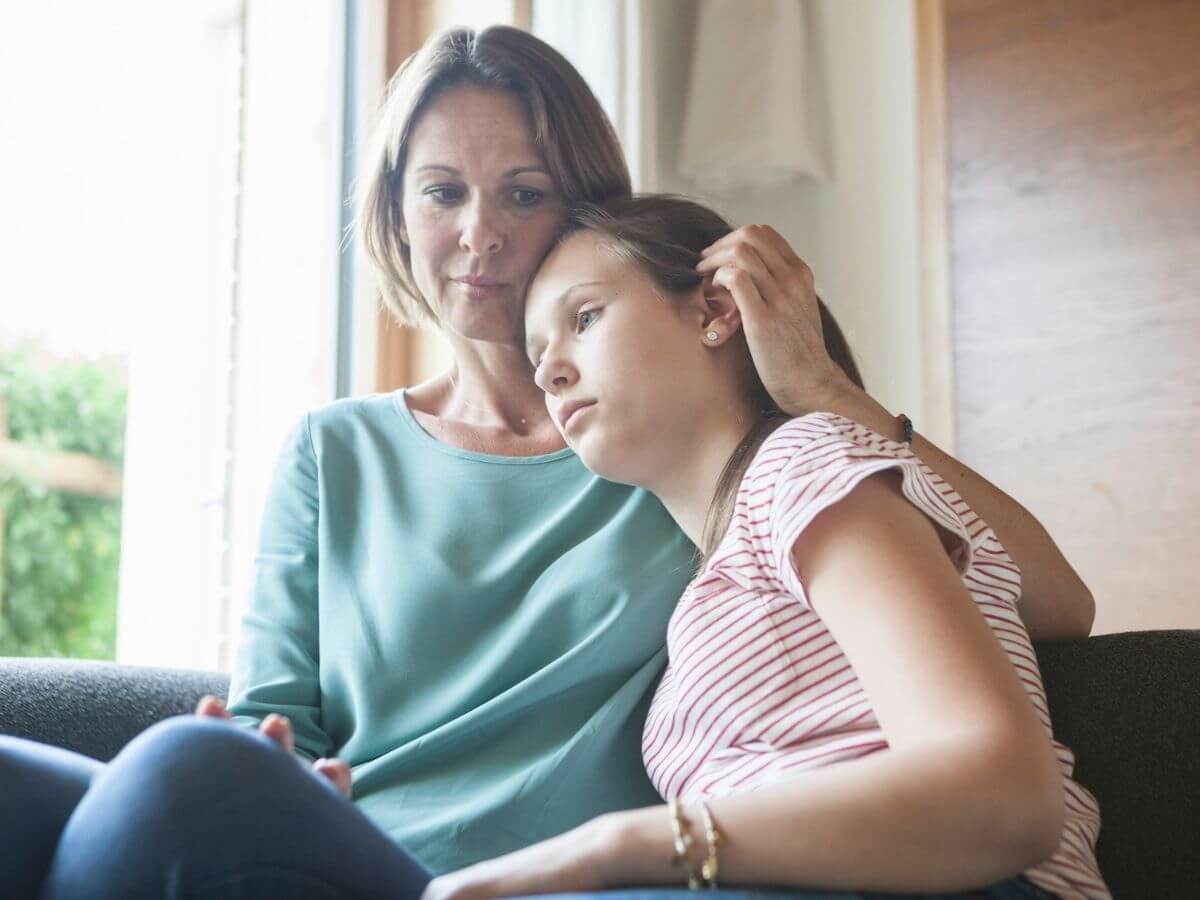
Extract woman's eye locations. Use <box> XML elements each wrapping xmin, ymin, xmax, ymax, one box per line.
<box><xmin>424</xmin><ymin>186</ymin><xmax>462</xmax><ymax>203</ymax></box>
<box><xmin>512</xmin><ymin>188</ymin><xmax>544</xmax><ymax>207</ymax></box>
<box><xmin>575</xmin><ymin>308</ymin><xmax>600</xmax><ymax>332</ymax></box>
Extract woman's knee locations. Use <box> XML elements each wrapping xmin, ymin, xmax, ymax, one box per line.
<box><xmin>109</xmin><ymin>715</ymin><xmax>302</xmax><ymax>799</ymax></box>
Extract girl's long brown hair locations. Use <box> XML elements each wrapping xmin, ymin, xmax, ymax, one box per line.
<box><xmin>560</xmin><ymin>195</ymin><xmax>864</xmax><ymax>564</ymax></box>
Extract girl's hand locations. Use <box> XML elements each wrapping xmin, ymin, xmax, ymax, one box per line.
<box><xmin>419</xmin><ymin>815</ymin><xmax>623</xmax><ymax>900</ymax></box>
<box><xmin>696</xmin><ymin>223</ymin><xmax>853</xmax><ymax>415</ymax></box>
<box><xmin>194</xmin><ymin>695</ymin><xmax>352</xmax><ymax>799</ymax></box>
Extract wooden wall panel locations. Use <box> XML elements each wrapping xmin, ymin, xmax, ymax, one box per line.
<box><xmin>944</xmin><ymin>0</ymin><xmax>1200</xmax><ymax>633</ymax></box>
<box><xmin>374</xmin><ymin>0</ymin><xmax>434</xmax><ymax>392</ymax></box>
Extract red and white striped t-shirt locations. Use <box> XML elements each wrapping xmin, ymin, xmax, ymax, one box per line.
<box><xmin>643</xmin><ymin>413</ymin><xmax>1108</xmax><ymax>900</ymax></box>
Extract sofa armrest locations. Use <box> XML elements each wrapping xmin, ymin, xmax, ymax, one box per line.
<box><xmin>1035</xmin><ymin>629</ymin><xmax>1200</xmax><ymax>900</ymax></box>
<box><xmin>0</xmin><ymin>657</ymin><xmax>229</xmax><ymax>762</ymax></box>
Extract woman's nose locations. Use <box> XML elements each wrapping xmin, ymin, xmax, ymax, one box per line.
<box><xmin>459</xmin><ymin>198</ymin><xmax>503</xmax><ymax>256</ymax></box>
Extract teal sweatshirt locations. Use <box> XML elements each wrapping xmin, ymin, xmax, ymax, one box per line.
<box><xmin>227</xmin><ymin>390</ymin><xmax>695</xmax><ymax>874</ymax></box>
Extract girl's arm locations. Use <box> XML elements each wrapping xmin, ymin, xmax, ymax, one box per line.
<box><xmin>422</xmin><ymin>473</ymin><xmax>1066</xmax><ymax>900</ymax></box>
<box><xmin>608</xmin><ymin>471</ymin><xmax>1065</xmax><ymax>893</ymax></box>
<box><xmin>697</xmin><ymin>224</ymin><xmax>1095</xmax><ymax>640</ymax></box>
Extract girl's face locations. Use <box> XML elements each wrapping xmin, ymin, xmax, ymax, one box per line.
<box><xmin>525</xmin><ymin>232</ymin><xmax>721</xmax><ymax>485</ymax></box>
<box><xmin>401</xmin><ymin>85</ymin><xmax>565</xmax><ymax>345</ymax></box>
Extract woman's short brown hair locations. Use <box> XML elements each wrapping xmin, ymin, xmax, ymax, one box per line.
<box><xmin>357</xmin><ymin>25</ymin><xmax>631</xmax><ymax>327</ymax></box>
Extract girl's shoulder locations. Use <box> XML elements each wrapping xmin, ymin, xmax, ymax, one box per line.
<box><xmin>747</xmin><ymin>411</ymin><xmax>912</xmax><ymax>485</ymax></box>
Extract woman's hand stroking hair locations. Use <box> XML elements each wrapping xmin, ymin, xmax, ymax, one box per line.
<box><xmin>696</xmin><ymin>224</ymin><xmax>859</xmax><ymax>415</ymax></box>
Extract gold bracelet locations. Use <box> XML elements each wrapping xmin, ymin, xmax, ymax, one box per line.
<box><xmin>668</xmin><ymin>799</ymin><xmax>703</xmax><ymax>889</ymax></box>
<box><xmin>698</xmin><ymin>800</ymin><xmax>721</xmax><ymax>889</ymax></box>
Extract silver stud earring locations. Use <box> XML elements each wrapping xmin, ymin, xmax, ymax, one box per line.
<box><xmin>706</xmin><ymin>331</ymin><xmax>719</xmax><ymax>342</ymax></box>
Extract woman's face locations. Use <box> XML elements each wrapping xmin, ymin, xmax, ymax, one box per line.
<box><xmin>401</xmin><ymin>85</ymin><xmax>565</xmax><ymax>345</ymax></box>
<box><xmin>525</xmin><ymin>232</ymin><xmax>716</xmax><ymax>485</ymax></box>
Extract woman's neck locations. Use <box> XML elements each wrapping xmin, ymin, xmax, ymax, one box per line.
<box><xmin>404</xmin><ymin>336</ymin><xmax>566</xmax><ymax>456</ymax></box>
<box><xmin>428</xmin><ymin>336</ymin><xmax>554</xmax><ymax>430</ymax></box>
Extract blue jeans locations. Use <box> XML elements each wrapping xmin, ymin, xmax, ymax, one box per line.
<box><xmin>1</xmin><ymin>716</ymin><xmax>1055</xmax><ymax>900</ymax></box>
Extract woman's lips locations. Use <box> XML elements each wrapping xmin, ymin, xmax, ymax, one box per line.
<box><xmin>454</xmin><ymin>278</ymin><xmax>507</xmax><ymax>300</ymax></box>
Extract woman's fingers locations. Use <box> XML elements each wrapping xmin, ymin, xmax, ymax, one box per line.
<box><xmin>313</xmin><ymin>757</ymin><xmax>353</xmax><ymax>799</ymax></box>
<box><xmin>259</xmin><ymin>714</ymin><xmax>295</xmax><ymax>755</ymax></box>
<box><xmin>698</xmin><ymin>226</ymin><xmax>813</xmax><ymax>311</ymax></box>
<box><xmin>711</xmin><ymin>265</ymin><xmax>769</xmax><ymax>336</ymax></box>
<box><xmin>697</xmin><ymin>243</ymin><xmax>776</xmax><ymax>302</ymax></box>
<box><xmin>194</xmin><ymin>697</ymin><xmax>346</xmax><ymax>798</ymax></box>
<box><xmin>195</xmin><ymin>697</ymin><xmax>297</xmax><ymax>757</ymax></box>
<box><xmin>701</xmin><ymin>223</ymin><xmax>813</xmax><ymax>278</ymax></box>
<box><xmin>194</xmin><ymin>694</ymin><xmax>231</xmax><ymax>719</ymax></box>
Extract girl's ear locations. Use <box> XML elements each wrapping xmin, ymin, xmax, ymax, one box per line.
<box><xmin>399</xmin><ymin>220</ymin><xmax>410</xmax><ymax>245</ymax></box>
<box><xmin>699</xmin><ymin>276</ymin><xmax>742</xmax><ymax>347</ymax></box>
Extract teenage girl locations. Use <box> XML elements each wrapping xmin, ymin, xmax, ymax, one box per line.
<box><xmin>420</xmin><ymin>195</ymin><xmax>1109</xmax><ymax>900</ymax></box>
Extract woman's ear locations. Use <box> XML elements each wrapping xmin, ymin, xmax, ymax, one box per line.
<box><xmin>699</xmin><ymin>277</ymin><xmax>742</xmax><ymax>347</ymax></box>
<box><xmin>399</xmin><ymin>220</ymin><xmax>410</xmax><ymax>245</ymax></box>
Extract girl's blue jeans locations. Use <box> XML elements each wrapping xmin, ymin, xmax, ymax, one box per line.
<box><xmin>0</xmin><ymin>715</ymin><xmax>1055</xmax><ymax>900</ymax></box>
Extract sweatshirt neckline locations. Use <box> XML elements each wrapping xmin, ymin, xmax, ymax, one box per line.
<box><xmin>392</xmin><ymin>389</ymin><xmax>576</xmax><ymax>465</ymax></box>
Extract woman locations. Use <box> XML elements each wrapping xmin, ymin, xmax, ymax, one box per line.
<box><xmin>2</xmin><ymin>25</ymin><xmax>1092</xmax><ymax>900</ymax></box>
<box><xmin>422</xmin><ymin>194</ymin><xmax>1107</xmax><ymax>899</ymax></box>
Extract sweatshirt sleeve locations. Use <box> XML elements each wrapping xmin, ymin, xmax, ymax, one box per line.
<box><xmin>761</xmin><ymin>415</ymin><xmax>984</xmax><ymax>615</ymax></box>
<box><xmin>226</xmin><ymin>413</ymin><xmax>333</xmax><ymax>763</ymax></box>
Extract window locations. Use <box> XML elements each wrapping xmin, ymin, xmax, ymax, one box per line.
<box><xmin>0</xmin><ymin>1</ymin><xmax>382</xmax><ymax>671</ymax></box>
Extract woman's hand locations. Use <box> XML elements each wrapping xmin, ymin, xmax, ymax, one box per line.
<box><xmin>194</xmin><ymin>695</ymin><xmax>352</xmax><ymax>799</ymax></box>
<box><xmin>696</xmin><ymin>223</ymin><xmax>852</xmax><ymax>415</ymax></box>
<box><xmin>419</xmin><ymin>815</ymin><xmax>626</xmax><ymax>900</ymax></box>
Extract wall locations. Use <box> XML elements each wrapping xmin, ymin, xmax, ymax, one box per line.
<box><xmin>405</xmin><ymin>0</ymin><xmax>925</xmax><ymax>429</ymax></box>
<box><xmin>648</xmin><ymin>0</ymin><xmax>924</xmax><ymax>427</ymax></box>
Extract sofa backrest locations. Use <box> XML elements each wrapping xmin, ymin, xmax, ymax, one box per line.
<box><xmin>4</xmin><ymin>629</ymin><xmax>1199</xmax><ymax>897</ymax></box>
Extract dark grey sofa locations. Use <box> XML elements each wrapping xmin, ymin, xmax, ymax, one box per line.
<box><xmin>3</xmin><ymin>630</ymin><xmax>1198</xmax><ymax>899</ymax></box>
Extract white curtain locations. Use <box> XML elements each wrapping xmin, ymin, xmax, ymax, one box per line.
<box><xmin>677</xmin><ymin>0</ymin><xmax>832</xmax><ymax>190</ymax></box>
<box><xmin>532</xmin><ymin>0</ymin><xmax>658</xmax><ymax>191</ymax></box>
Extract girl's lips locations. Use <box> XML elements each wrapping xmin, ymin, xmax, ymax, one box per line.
<box><xmin>561</xmin><ymin>401</ymin><xmax>596</xmax><ymax>433</ymax></box>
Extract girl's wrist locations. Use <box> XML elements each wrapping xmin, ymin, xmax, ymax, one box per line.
<box><xmin>593</xmin><ymin>806</ymin><xmax>687</xmax><ymax>887</ymax></box>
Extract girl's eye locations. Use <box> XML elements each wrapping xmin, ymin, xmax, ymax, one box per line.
<box><xmin>512</xmin><ymin>188</ymin><xmax>543</xmax><ymax>207</ymax></box>
<box><xmin>575</xmin><ymin>308</ymin><xmax>600</xmax><ymax>332</ymax></box>
<box><xmin>425</xmin><ymin>186</ymin><xmax>462</xmax><ymax>203</ymax></box>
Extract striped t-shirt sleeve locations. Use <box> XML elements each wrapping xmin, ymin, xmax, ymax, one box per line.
<box><xmin>761</xmin><ymin>415</ymin><xmax>980</xmax><ymax>613</ymax></box>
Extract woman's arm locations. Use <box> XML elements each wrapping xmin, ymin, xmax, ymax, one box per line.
<box><xmin>224</xmin><ymin>414</ymin><xmax>336</xmax><ymax>762</ymax></box>
<box><xmin>815</xmin><ymin>380</ymin><xmax>1095</xmax><ymax>640</ymax></box>
<box><xmin>422</xmin><ymin>473</ymin><xmax>1065</xmax><ymax>900</ymax></box>
<box><xmin>696</xmin><ymin>224</ymin><xmax>1095</xmax><ymax>640</ymax></box>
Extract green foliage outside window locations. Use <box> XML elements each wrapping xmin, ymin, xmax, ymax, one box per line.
<box><xmin>0</xmin><ymin>346</ymin><xmax>127</xmax><ymax>659</ymax></box>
